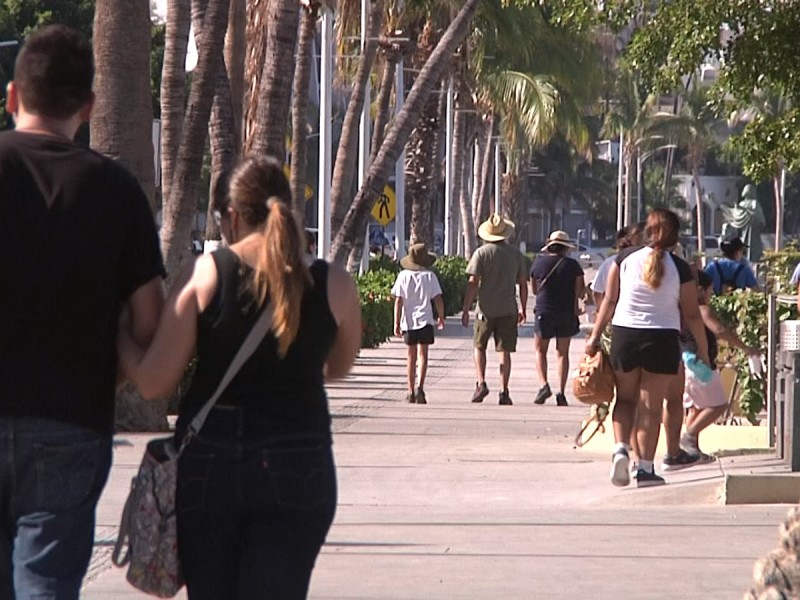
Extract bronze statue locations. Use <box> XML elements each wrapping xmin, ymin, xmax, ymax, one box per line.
<box><xmin>720</xmin><ymin>184</ymin><xmax>765</xmax><ymax>262</ymax></box>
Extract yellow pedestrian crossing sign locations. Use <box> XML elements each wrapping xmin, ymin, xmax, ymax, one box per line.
<box><xmin>371</xmin><ymin>185</ymin><xmax>396</xmax><ymax>226</ymax></box>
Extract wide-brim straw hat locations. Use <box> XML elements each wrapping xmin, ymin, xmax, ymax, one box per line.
<box><xmin>541</xmin><ymin>230</ymin><xmax>576</xmax><ymax>251</ymax></box>
<box><xmin>478</xmin><ymin>214</ymin><xmax>515</xmax><ymax>242</ymax></box>
<box><xmin>400</xmin><ymin>242</ymin><xmax>437</xmax><ymax>270</ymax></box>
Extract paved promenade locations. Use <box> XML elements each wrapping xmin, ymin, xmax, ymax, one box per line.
<box><xmin>83</xmin><ymin>317</ymin><xmax>793</xmax><ymax>599</ymax></box>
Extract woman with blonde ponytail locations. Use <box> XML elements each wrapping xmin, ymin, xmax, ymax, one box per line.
<box><xmin>117</xmin><ymin>155</ymin><xmax>362</xmax><ymax>597</ymax></box>
<box><xmin>585</xmin><ymin>208</ymin><xmax>708</xmax><ymax>489</ymax></box>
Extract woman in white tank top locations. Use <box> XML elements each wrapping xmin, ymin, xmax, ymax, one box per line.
<box><xmin>585</xmin><ymin>209</ymin><xmax>709</xmax><ymax>488</ymax></box>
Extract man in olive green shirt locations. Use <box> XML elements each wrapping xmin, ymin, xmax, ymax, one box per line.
<box><xmin>461</xmin><ymin>214</ymin><xmax>529</xmax><ymax>405</ymax></box>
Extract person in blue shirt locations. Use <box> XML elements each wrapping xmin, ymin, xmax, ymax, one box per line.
<box><xmin>704</xmin><ymin>237</ymin><xmax>758</xmax><ymax>295</ymax></box>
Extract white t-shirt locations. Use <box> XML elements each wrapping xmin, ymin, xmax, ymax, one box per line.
<box><xmin>611</xmin><ymin>246</ymin><xmax>693</xmax><ymax>331</ymax></box>
<box><xmin>391</xmin><ymin>269</ymin><xmax>443</xmax><ymax>332</ymax></box>
<box><xmin>591</xmin><ymin>254</ymin><xmax>617</xmax><ymax>294</ymax></box>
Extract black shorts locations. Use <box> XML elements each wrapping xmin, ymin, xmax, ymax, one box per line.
<box><xmin>533</xmin><ymin>312</ymin><xmax>580</xmax><ymax>340</ymax></box>
<box><xmin>404</xmin><ymin>324</ymin><xmax>434</xmax><ymax>346</ymax></box>
<box><xmin>609</xmin><ymin>325</ymin><xmax>680</xmax><ymax>374</ymax></box>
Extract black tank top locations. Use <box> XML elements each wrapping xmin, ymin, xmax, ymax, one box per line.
<box><xmin>179</xmin><ymin>248</ymin><xmax>338</xmax><ymax>436</ymax></box>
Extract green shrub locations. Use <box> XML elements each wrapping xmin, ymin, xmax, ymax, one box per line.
<box><xmin>369</xmin><ymin>254</ymin><xmax>400</xmax><ymax>274</ymax></box>
<box><xmin>356</xmin><ymin>268</ymin><xmax>395</xmax><ymax>348</ymax></box>
<box><xmin>432</xmin><ymin>255</ymin><xmax>469</xmax><ymax>316</ymax></box>
<box><xmin>759</xmin><ymin>242</ymin><xmax>800</xmax><ymax>294</ymax></box>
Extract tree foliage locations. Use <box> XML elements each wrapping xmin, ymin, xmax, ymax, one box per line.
<box><xmin>619</xmin><ymin>0</ymin><xmax>800</xmax><ymax>181</ymax></box>
<box><xmin>0</xmin><ymin>0</ymin><xmax>95</xmax><ymax>126</ymax></box>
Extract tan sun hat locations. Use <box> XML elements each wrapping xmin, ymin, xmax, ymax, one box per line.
<box><xmin>400</xmin><ymin>242</ymin><xmax>436</xmax><ymax>271</ymax></box>
<box><xmin>478</xmin><ymin>213</ymin><xmax>515</xmax><ymax>242</ymax></box>
<box><xmin>541</xmin><ymin>230</ymin><xmax>576</xmax><ymax>251</ymax></box>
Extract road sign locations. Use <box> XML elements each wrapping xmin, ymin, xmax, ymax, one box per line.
<box><xmin>371</xmin><ymin>185</ymin><xmax>396</xmax><ymax>226</ymax></box>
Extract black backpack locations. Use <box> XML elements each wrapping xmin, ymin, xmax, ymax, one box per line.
<box><xmin>712</xmin><ymin>259</ymin><xmax>745</xmax><ymax>294</ymax></box>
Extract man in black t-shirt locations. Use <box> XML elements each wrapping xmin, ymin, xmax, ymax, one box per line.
<box><xmin>0</xmin><ymin>26</ymin><xmax>165</xmax><ymax>598</ymax></box>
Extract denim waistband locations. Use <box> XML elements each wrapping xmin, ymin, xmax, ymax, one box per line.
<box><xmin>176</xmin><ymin>405</ymin><xmax>331</xmax><ymax>447</ymax></box>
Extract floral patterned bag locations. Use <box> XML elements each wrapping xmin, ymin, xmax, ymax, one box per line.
<box><xmin>111</xmin><ymin>304</ymin><xmax>274</xmax><ymax>597</ymax></box>
<box><xmin>112</xmin><ymin>438</ymin><xmax>183</xmax><ymax>597</ymax></box>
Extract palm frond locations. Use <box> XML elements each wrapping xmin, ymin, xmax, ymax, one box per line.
<box><xmin>483</xmin><ymin>70</ymin><xmax>559</xmax><ymax>150</ymax></box>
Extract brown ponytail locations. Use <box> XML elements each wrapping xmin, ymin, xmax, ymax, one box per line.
<box><xmin>642</xmin><ymin>248</ymin><xmax>665</xmax><ymax>289</ymax></box>
<box><xmin>641</xmin><ymin>208</ymin><xmax>680</xmax><ymax>290</ymax></box>
<box><xmin>255</xmin><ymin>198</ymin><xmax>310</xmax><ymax>357</ymax></box>
<box><xmin>229</xmin><ymin>155</ymin><xmax>311</xmax><ymax>357</ymax></box>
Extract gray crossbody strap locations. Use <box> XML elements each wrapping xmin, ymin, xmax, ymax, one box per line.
<box><xmin>540</xmin><ymin>257</ymin><xmax>565</xmax><ymax>288</ymax></box>
<box><xmin>185</xmin><ymin>303</ymin><xmax>274</xmax><ymax>441</ymax></box>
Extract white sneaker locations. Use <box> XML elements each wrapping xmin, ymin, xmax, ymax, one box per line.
<box><xmin>611</xmin><ymin>449</ymin><xmax>631</xmax><ymax>487</ymax></box>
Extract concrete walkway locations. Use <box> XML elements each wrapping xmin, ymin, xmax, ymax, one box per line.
<box><xmin>83</xmin><ymin>317</ymin><xmax>792</xmax><ymax>599</ymax></box>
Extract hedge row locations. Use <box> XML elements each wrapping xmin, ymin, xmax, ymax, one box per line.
<box><xmin>356</xmin><ymin>255</ymin><xmax>469</xmax><ymax>348</ymax></box>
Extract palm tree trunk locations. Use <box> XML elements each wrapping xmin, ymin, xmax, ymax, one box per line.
<box><xmin>92</xmin><ymin>0</ymin><xmax>166</xmax><ymax>432</ymax></box>
<box><xmin>329</xmin><ymin>0</ymin><xmax>482</xmax><ymax>265</ymax></box>
<box><xmin>290</xmin><ymin>3</ymin><xmax>318</xmax><ymax>218</ymax></box>
<box><xmin>160</xmin><ymin>0</ymin><xmax>230</xmax><ymax>281</ymax></box>
<box><xmin>502</xmin><ymin>164</ymin><xmax>525</xmax><ymax>245</ymax></box>
<box><xmin>407</xmin><ymin>88</ymin><xmax>443</xmax><ymax>247</ymax></box>
<box><xmin>243</xmin><ymin>0</ymin><xmax>269</xmax><ymax>149</ymax></box>
<box><xmin>407</xmin><ymin>21</ymin><xmax>442</xmax><ymax>248</ymax></box>
<box><xmin>248</xmin><ymin>0</ymin><xmax>301</xmax><ymax>158</ymax></box>
<box><xmin>206</xmin><ymin>60</ymin><xmax>236</xmax><ymax>240</ymax></box>
<box><xmin>370</xmin><ymin>50</ymin><xmax>398</xmax><ymax>163</ymax></box>
<box><xmin>329</xmin><ymin>0</ymin><xmax>385</xmax><ymax>236</ymax></box>
<box><xmin>159</xmin><ymin>0</ymin><xmax>191</xmax><ymax>212</ymax></box>
<box><xmin>472</xmin><ymin>113</ymin><xmax>494</xmax><ymax>226</ymax></box>
<box><xmin>225</xmin><ymin>0</ymin><xmax>246</xmax><ymax>149</ymax></box>
<box><xmin>192</xmin><ymin>0</ymin><xmax>236</xmax><ymax>242</ymax></box>
<box><xmin>91</xmin><ymin>0</ymin><xmax>156</xmax><ymax>209</ymax></box>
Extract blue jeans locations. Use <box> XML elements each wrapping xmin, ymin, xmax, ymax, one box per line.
<box><xmin>0</xmin><ymin>418</ymin><xmax>112</xmax><ymax>600</ymax></box>
<box><xmin>176</xmin><ymin>407</ymin><xmax>337</xmax><ymax>599</ymax></box>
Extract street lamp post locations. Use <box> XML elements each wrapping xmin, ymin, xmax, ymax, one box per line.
<box><xmin>317</xmin><ymin>8</ymin><xmax>333</xmax><ymax>259</ymax></box>
<box><xmin>444</xmin><ymin>78</ymin><xmax>454</xmax><ymax>255</ymax></box>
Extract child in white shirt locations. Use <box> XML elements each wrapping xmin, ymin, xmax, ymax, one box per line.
<box><xmin>392</xmin><ymin>243</ymin><xmax>445</xmax><ymax>404</ymax></box>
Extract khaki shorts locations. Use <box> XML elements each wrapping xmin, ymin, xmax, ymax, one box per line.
<box><xmin>474</xmin><ymin>314</ymin><xmax>518</xmax><ymax>352</ymax></box>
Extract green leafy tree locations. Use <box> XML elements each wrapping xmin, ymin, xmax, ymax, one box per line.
<box><xmin>0</xmin><ymin>0</ymin><xmax>95</xmax><ymax>126</ymax></box>
<box><xmin>620</xmin><ymin>0</ymin><xmax>800</xmax><ymax>184</ymax></box>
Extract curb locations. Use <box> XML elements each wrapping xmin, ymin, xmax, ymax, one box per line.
<box><xmin>723</xmin><ymin>474</ymin><xmax>800</xmax><ymax>505</ymax></box>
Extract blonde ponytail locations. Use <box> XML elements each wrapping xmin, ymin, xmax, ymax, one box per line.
<box><xmin>641</xmin><ymin>208</ymin><xmax>680</xmax><ymax>290</ymax></box>
<box><xmin>254</xmin><ymin>198</ymin><xmax>311</xmax><ymax>357</ymax></box>
<box><xmin>642</xmin><ymin>247</ymin><xmax>665</xmax><ymax>289</ymax></box>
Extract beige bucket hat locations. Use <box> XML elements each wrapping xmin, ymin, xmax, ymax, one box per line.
<box><xmin>540</xmin><ymin>230</ymin><xmax>576</xmax><ymax>251</ymax></box>
<box><xmin>478</xmin><ymin>214</ymin><xmax>515</xmax><ymax>242</ymax></box>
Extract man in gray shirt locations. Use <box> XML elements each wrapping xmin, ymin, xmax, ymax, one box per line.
<box><xmin>461</xmin><ymin>214</ymin><xmax>529</xmax><ymax>405</ymax></box>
